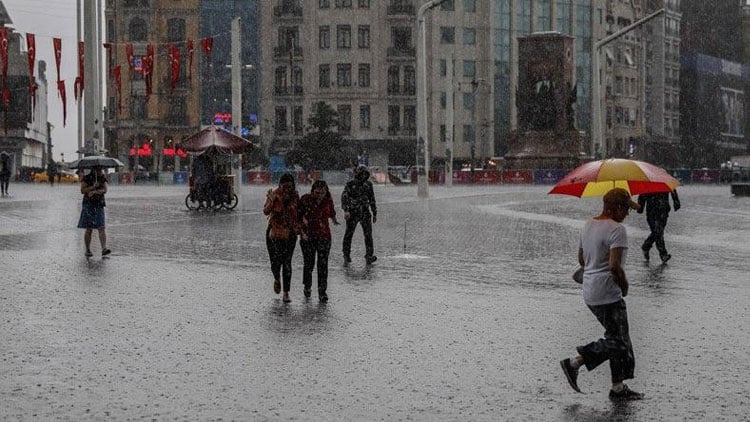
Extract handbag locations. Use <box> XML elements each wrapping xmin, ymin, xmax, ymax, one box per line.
<box><xmin>572</xmin><ymin>267</ymin><xmax>583</xmax><ymax>284</ymax></box>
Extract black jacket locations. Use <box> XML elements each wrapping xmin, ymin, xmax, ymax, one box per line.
<box><xmin>341</xmin><ymin>172</ymin><xmax>377</xmax><ymax>218</ymax></box>
<box><xmin>637</xmin><ymin>190</ymin><xmax>680</xmax><ymax>219</ymax></box>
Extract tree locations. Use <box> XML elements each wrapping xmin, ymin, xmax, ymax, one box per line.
<box><xmin>286</xmin><ymin>101</ymin><xmax>350</xmax><ymax>170</ymax></box>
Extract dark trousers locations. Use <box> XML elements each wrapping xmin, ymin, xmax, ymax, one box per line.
<box><xmin>0</xmin><ymin>174</ymin><xmax>9</xmax><ymax>194</ymax></box>
<box><xmin>577</xmin><ymin>299</ymin><xmax>635</xmax><ymax>383</ymax></box>
<box><xmin>266</xmin><ymin>228</ymin><xmax>297</xmax><ymax>292</ymax></box>
<box><xmin>342</xmin><ymin>214</ymin><xmax>374</xmax><ymax>258</ymax></box>
<box><xmin>300</xmin><ymin>237</ymin><xmax>331</xmax><ymax>295</ymax></box>
<box><xmin>643</xmin><ymin>214</ymin><xmax>668</xmax><ymax>257</ymax></box>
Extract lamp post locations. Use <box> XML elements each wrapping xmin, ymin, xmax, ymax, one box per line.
<box><xmin>469</xmin><ymin>78</ymin><xmax>487</xmax><ymax>183</ymax></box>
<box><xmin>591</xmin><ymin>8</ymin><xmax>665</xmax><ymax>158</ymax></box>
<box><xmin>416</xmin><ymin>0</ymin><xmax>447</xmax><ymax>198</ymax></box>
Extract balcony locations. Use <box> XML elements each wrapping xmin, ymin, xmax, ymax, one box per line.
<box><xmin>387</xmin><ymin>47</ymin><xmax>416</xmax><ymax>58</ymax></box>
<box><xmin>273</xmin><ymin>46</ymin><xmax>303</xmax><ymax>59</ymax></box>
<box><xmin>274</xmin><ymin>85</ymin><xmax>304</xmax><ymax>96</ymax></box>
<box><xmin>387</xmin><ymin>4</ymin><xmax>415</xmax><ymax>15</ymax></box>
<box><xmin>273</xmin><ymin>4</ymin><xmax>303</xmax><ymax>19</ymax></box>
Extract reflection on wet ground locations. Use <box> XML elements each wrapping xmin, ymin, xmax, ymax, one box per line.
<box><xmin>1</xmin><ymin>184</ymin><xmax>748</xmax><ymax>420</ymax></box>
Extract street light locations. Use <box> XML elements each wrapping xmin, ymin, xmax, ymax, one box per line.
<box><xmin>591</xmin><ymin>8</ymin><xmax>665</xmax><ymax>158</ymax></box>
<box><xmin>416</xmin><ymin>0</ymin><xmax>447</xmax><ymax>198</ymax></box>
<box><xmin>469</xmin><ymin>78</ymin><xmax>487</xmax><ymax>183</ymax></box>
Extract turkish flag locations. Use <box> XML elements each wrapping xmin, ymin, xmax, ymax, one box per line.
<box><xmin>143</xmin><ymin>44</ymin><xmax>154</xmax><ymax>101</ymax></box>
<box><xmin>26</xmin><ymin>34</ymin><xmax>37</xmax><ymax>108</ymax></box>
<box><xmin>201</xmin><ymin>37</ymin><xmax>213</xmax><ymax>73</ymax></box>
<box><xmin>187</xmin><ymin>39</ymin><xmax>194</xmax><ymax>80</ymax></box>
<box><xmin>53</xmin><ymin>38</ymin><xmax>62</xmax><ymax>82</ymax></box>
<box><xmin>0</xmin><ymin>28</ymin><xmax>8</xmax><ymax>84</ymax></box>
<box><xmin>126</xmin><ymin>43</ymin><xmax>135</xmax><ymax>71</ymax></box>
<box><xmin>74</xmin><ymin>41</ymin><xmax>85</xmax><ymax>101</ymax></box>
<box><xmin>57</xmin><ymin>80</ymin><xmax>67</xmax><ymax>127</ymax></box>
<box><xmin>169</xmin><ymin>44</ymin><xmax>180</xmax><ymax>93</ymax></box>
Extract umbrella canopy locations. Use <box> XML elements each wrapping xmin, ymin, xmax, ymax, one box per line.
<box><xmin>68</xmin><ymin>155</ymin><xmax>125</xmax><ymax>169</ymax></box>
<box><xmin>549</xmin><ymin>158</ymin><xmax>680</xmax><ymax>197</ymax></box>
<box><xmin>181</xmin><ymin>125</ymin><xmax>254</xmax><ymax>154</ymax></box>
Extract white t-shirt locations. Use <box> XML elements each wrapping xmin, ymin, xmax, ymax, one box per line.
<box><xmin>579</xmin><ymin>218</ymin><xmax>628</xmax><ymax>306</ymax></box>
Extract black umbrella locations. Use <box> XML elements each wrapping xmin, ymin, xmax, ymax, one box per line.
<box><xmin>68</xmin><ymin>155</ymin><xmax>125</xmax><ymax>169</ymax></box>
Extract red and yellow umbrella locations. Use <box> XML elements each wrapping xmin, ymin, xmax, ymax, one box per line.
<box><xmin>549</xmin><ymin>158</ymin><xmax>680</xmax><ymax>197</ymax></box>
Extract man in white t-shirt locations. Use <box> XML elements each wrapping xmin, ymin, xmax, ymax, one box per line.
<box><xmin>560</xmin><ymin>188</ymin><xmax>645</xmax><ymax>401</ymax></box>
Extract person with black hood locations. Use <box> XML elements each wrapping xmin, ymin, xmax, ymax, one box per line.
<box><xmin>341</xmin><ymin>166</ymin><xmax>377</xmax><ymax>264</ymax></box>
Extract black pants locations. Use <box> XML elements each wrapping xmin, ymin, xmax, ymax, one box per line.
<box><xmin>266</xmin><ymin>228</ymin><xmax>297</xmax><ymax>292</ymax></box>
<box><xmin>643</xmin><ymin>214</ymin><xmax>669</xmax><ymax>257</ymax></box>
<box><xmin>0</xmin><ymin>174</ymin><xmax>9</xmax><ymax>194</ymax></box>
<box><xmin>300</xmin><ymin>237</ymin><xmax>331</xmax><ymax>296</ymax></box>
<box><xmin>342</xmin><ymin>213</ymin><xmax>374</xmax><ymax>258</ymax></box>
<box><xmin>577</xmin><ymin>299</ymin><xmax>635</xmax><ymax>383</ymax></box>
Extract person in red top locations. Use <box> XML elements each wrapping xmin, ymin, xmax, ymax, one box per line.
<box><xmin>263</xmin><ymin>173</ymin><xmax>300</xmax><ymax>303</ymax></box>
<box><xmin>298</xmin><ymin>180</ymin><xmax>340</xmax><ymax>302</ymax></box>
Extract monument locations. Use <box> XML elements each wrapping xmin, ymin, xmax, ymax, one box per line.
<box><xmin>504</xmin><ymin>32</ymin><xmax>587</xmax><ymax>169</ymax></box>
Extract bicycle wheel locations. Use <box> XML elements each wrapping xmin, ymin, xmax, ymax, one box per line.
<box><xmin>225</xmin><ymin>194</ymin><xmax>239</xmax><ymax>210</ymax></box>
<box><xmin>185</xmin><ymin>193</ymin><xmax>197</xmax><ymax>210</ymax></box>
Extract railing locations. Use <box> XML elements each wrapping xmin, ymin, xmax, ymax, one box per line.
<box><xmin>273</xmin><ymin>5</ymin><xmax>303</xmax><ymax>18</ymax></box>
<box><xmin>387</xmin><ymin>4</ymin><xmax>415</xmax><ymax>15</ymax></box>
<box><xmin>273</xmin><ymin>46</ymin><xmax>303</xmax><ymax>58</ymax></box>
<box><xmin>387</xmin><ymin>47</ymin><xmax>416</xmax><ymax>57</ymax></box>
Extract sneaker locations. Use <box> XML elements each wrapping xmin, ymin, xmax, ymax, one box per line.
<box><xmin>319</xmin><ymin>294</ymin><xmax>328</xmax><ymax>303</ymax></box>
<box><xmin>343</xmin><ymin>255</ymin><xmax>352</xmax><ymax>264</ymax></box>
<box><xmin>102</xmin><ymin>248</ymin><xmax>111</xmax><ymax>257</ymax></box>
<box><xmin>560</xmin><ymin>359</ymin><xmax>582</xmax><ymax>393</ymax></box>
<box><xmin>273</xmin><ymin>279</ymin><xmax>281</xmax><ymax>294</ymax></box>
<box><xmin>365</xmin><ymin>255</ymin><xmax>377</xmax><ymax>264</ymax></box>
<box><xmin>641</xmin><ymin>247</ymin><xmax>650</xmax><ymax>261</ymax></box>
<box><xmin>282</xmin><ymin>293</ymin><xmax>291</xmax><ymax>303</ymax></box>
<box><xmin>85</xmin><ymin>251</ymin><xmax>93</xmax><ymax>258</ymax></box>
<box><xmin>609</xmin><ymin>384</ymin><xmax>644</xmax><ymax>400</ymax></box>
<box><xmin>660</xmin><ymin>253</ymin><xmax>671</xmax><ymax>264</ymax></box>
<box><xmin>303</xmin><ymin>287</ymin><xmax>312</xmax><ymax>298</ymax></box>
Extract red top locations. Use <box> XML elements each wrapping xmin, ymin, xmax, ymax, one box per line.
<box><xmin>263</xmin><ymin>187</ymin><xmax>300</xmax><ymax>239</ymax></box>
<box><xmin>298</xmin><ymin>193</ymin><xmax>337</xmax><ymax>240</ymax></box>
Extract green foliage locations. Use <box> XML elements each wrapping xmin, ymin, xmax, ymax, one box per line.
<box><xmin>286</xmin><ymin>101</ymin><xmax>350</xmax><ymax>170</ymax></box>
<box><xmin>307</xmin><ymin>101</ymin><xmax>339</xmax><ymax>133</ymax></box>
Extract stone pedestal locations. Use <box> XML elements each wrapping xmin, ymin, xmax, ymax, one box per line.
<box><xmin>505</xmin><ymin>130</ymin><xmax>587</xmax><ymax>169</ymax></box>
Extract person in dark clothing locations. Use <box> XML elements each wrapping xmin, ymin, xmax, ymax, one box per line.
<box><xmin>299</xmin><ymin>180</ymin><xmax>340</xmax><ymax>302</ymax></box>
<box><xmin>47</xmin><ymin>161</ymin><xmax>57</xmax><ymax>186</ymax></box>
<box><xmin>637</xmin><ymin>189</ymin><xmax>680</xmax><ymax>263</ymax></box>
<box><xmin>77</xmin><ymin>166</ymin><xmax>111</xmax><ymax>258</ymax></box>
<box><xmin>341</xmin><ymin>166</ymin><xmax>378</xmax><ymax>264</ymax></box>
<box><xmin>263</xmin><ymin>173</ymin><xmax>300</xmax><ymax>303</ymax></box>
<box><xmin>0</xmin><ymin>152</ymin><xmax>11</xmax><ymax>197</ymax></box>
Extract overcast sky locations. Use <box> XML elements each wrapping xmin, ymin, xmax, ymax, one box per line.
<box><xmin>4</xmin><ymin>0</ymin><xmax>80</xmax><ymax>162</ymax></box>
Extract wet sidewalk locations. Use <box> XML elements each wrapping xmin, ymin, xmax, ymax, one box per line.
<box><xmin>1</xmin><ymin>183</ymin><xmax>749</xmax><ymax>420</ymax></box>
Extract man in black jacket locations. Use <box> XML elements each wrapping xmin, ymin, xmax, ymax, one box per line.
<box><xmin>341</xmin><ymin>166</ymin><xmax>377</xmax><ymax>264</ymax></box>
<box><xmin>637</xmin><ymin>189</ymin><xmax>680</xmax><ymax>263</ymax></box>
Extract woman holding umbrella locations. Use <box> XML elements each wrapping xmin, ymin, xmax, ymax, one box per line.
<box><xmin>78</xmin><ymin>166</ymin><xmax>111</xmax><ymax>258</ymax></box>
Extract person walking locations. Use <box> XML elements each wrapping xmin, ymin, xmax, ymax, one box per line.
<box><xmin>299</xmin><ymin>180</ymin><xmax>340</xmax><ymax>303</ymax></box>
<box><xmin>560</xmin><ymin>188</ymin><xmax>644</xmax><ymax>401</ymax></box>
<box><xmin>0</xmin><ymin>151</ymin><xmax>11</xmax><ymax>197</ymax></box>
<box><xmin>341</xmin><ymin>166</ymin><xmax>378</xmax><ymax>264</ymax></box>
<box><xmin>263</xmin><ymin>173</ymin><xmax>300</xmax><ymax>303</ymax></box>
<box><xmin>637</xmin><ymin>189</ymin><xmax>680</xmax><ymax>263</ymax></box>
<box><xmin>47</xmin><ymin>161</ymin><xmax>57</xmax><ymax>187</ymax></box>
<box><xmin>77</xmin><ymin>166</ymin><xmax>111</xmax><ymax>258</ymax></box>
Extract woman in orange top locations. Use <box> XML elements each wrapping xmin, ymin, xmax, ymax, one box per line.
<box><xmin>263</xmin><ymin>173</ymin><xmax>300</xmax><ymax>303</ymax></box>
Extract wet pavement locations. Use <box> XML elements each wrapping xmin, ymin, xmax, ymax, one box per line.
<box><xmin>1</xmin><ymin>182</ymin><xmax>748</xmax><ymax>421</ymax></box>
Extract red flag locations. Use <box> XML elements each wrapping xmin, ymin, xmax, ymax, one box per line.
<box><xmin>26</xmin><ymin>34</ymin><xmax>37</xmax><ymax>108</ymax></box>
<box><xmin>57</xmin><ymin>80</ymin><xmax>67</xmax><ymax>127</ymax></box>
<box><xmin>143</xmin><ymin>44</ymin><xmax>154</xmax><ymax>101</ymax></box>
<box><xmin>114</xmin><ymin>66</ymin><xmax>122</xmax><ymax>114</ymax></box>
<box><xmin>169</xmin><ymin>44</ymin><xmax>180</xmax><ymax>93</ymax></box>
<box><xmin>187</xmin><ymin>39</ymin><xmax>194</xmax><ymax>80</ymax></box>
<box><xmin>74</xmin><ymin>41</ymin><xmax>85</xmax><ymax>101</ymax></box>
<box><xmin>103</xmin><ymin>43</ymin><xmax>113</xmax><ymax>78</ymax></box>
<box><xmin>126</xmin><ymin>43</ymin><xmax>135</xmax><ymax>71</ymax></box>
<box><xmin>53</xmin><ymin>38</ymin><xmax>62</xmax><ymax>82</ymax></box>
<box><xmin>201</xmin><ymin>37</ymin><xmax>213</xmax><ymax>74</ymax></box>
<box><xmin>0</xmin><ymin>28</ymin><xmax>8</xmax><ymax>83</ymax></box>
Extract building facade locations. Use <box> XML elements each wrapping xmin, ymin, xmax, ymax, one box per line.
<box><xmin>104</xmin><ymin>0</ymin><xmax>202</xmax><ymax>173</ymax></box>
<box><xmin>0</xmin><ymin>4</ymin><xmax>50</xmax><ymax>173</ymax></box>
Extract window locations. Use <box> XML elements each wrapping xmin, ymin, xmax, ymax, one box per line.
<box><xmin>335</xmin><ymin>0</ymin><xmax>352</xmax><ymax>8</ymax></box>
<box><xmin>275</xmin><ymin>67</ymin><xmax>287</xmax><ymax>93</ymax></box>
<box><xmin>440</xmin><ymin>59</ymin><xmax>447</xmax><ymax>77</ymax></box>
<box><xmin>319</xmin><ymin>26</ymin><xmax>330</xmax><ymax>49</ymax></box>
<box><xmin>403</xmin><ymin>106</ymin><xmax>416</xmax><ymax>135</ymax></box>
<box><xmin>463</xmin><ymin>124</ymin><xmax>475</xmax><ymax>144</ymax></box>
<box><xmin>358</xmin><ymin>0</ymin><xmax>370</xmax><ymax>7</ymax></box>
<box><xmin>292</xmin><ymin>66</ymin><xmax>303</xmax><ymax>92</ymax></box>
<box><xmin>403</xmin><ymin>66</ymin><xmax>416</xmax><ymax>95</ymax></box>
<box><xmin>275</xmin><ymin>106</ymin><xmax>287</xmax><ymax>132</ymax></box>
<box><xmin>440</xmin><ymin>27</ymin><xmax>455</xmax><ymax>44</ymax></box>
<box><xmin>440</xmin><ymin>0</ymin><xmax>454</xmax><ymax>11</ymax></box>
<box><xmin>387</xmin><ymin>65</ymin><xmax>400</xmax><ymax>94</ymax></box>
<box><xmin>320</xmin><ymin>0</ymin><xmax>329</xmax><ymax>7</ymax></box>
<box><xmin>392</xmin><ymin>27</ymin><xmax>411</xmax><ymax>50</ymax></box>
<box><xmin>440</xmin><ymin>125</ymin><xmax>447</xmax><ymax>142</ymax></box>
<box><xmin>337</xmin><ymin>25</ymin><xmax>352</xmax><ymax>49</ymax></box>
<box><xmin>388</xmin><ymin>105</ymin><xmax>400</xmax><ymax>134</ymax></box>
<box><xmin>463</xmin><ymin>0</ymin><xmax>476</xmax><ymax>12</ymax></box>
<box><xmin>129</xmin><ymin>17</ymin><xmax>147</xmax><ymax>41</ymax></box>
<box><xmin>440</xmin><ymin>92</ymin><xmax>447</xmax><ymax>109</ymax></box>
<box><xmin>358</xmin><ymin>26</ymin><xmax>370</xmax><ymax>49</ymax></box>
<box><xmin>462</xmin><ymin>60</ymin><xmax>475</xmax><ymax>78</ymax></box>
<box><xmin>293</xmin><ymin>106</ymin><xmax>303</xmax><ymax>134</ymax></box>
<box><xmin>337</xmin><ymin>63</ymin><xmax>352</xmax><ymax>87</ymax></box>
<box><xmin>358</xmin><ymin>64</ymin><xmax>370</xmax><ymax>88</ymax></box>
<box><xmin>463</xmin><ymin>93</ymin><xmax>474</xmax><ymax>111</ymax></box>
<box><xmin>167</xmin><ymin>18</ymin><xmax>185</xmax><ymax>42</ymax></box>
<box><xmin>319</xmin><ymin>64</ymin><xmax>331</xmax><ymax>88</ymax></box>
<box><xmin>337</xmin><ymin>105</ymin><xmax>351</xmax><ymax>133</ymax></box>
<box><xmin>360</xmin><ymin>105</ymin><xmax>371</xmax><ymax>129</ymax></box>
<box><xmin>131</xmin><ymin>95</ymin><xmax>146</xmax><ymax>119</ymax></box>
<box><xmin>462</xmin><ymin>28</ymin><xmax>476</xmax><ymax>45</ymax></box>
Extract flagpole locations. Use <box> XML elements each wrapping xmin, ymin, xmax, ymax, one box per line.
<box><xmin>77</xmin><ymin>0</ymin><xmax>83</xmax><ymax>159</ymax></box>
